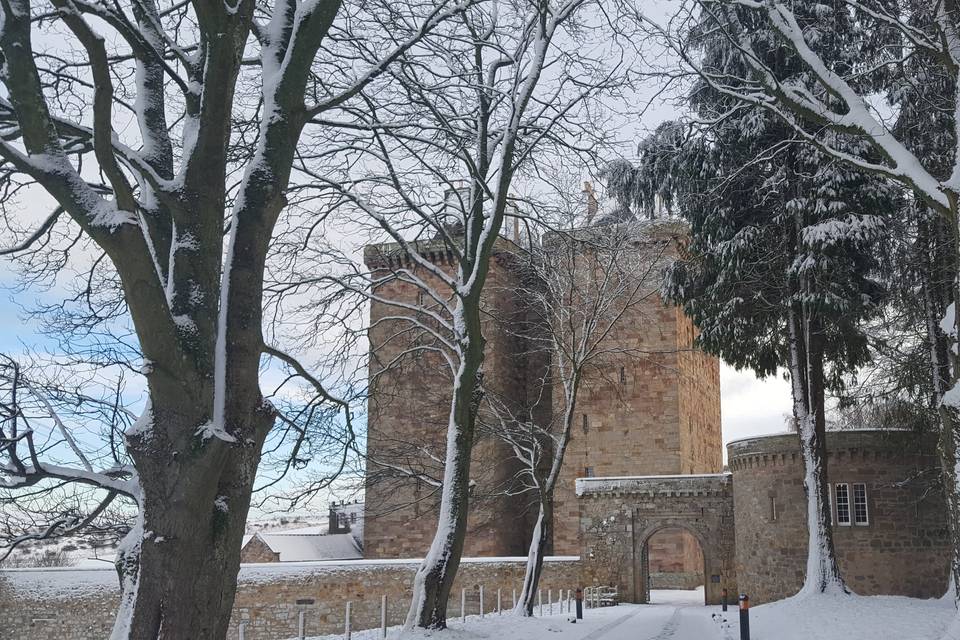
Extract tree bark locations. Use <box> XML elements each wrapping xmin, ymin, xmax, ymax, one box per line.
<box><xmin>788</xmin><ymin>304</ymin><xmax>846</xmax><ymax>596</ymax></box>
<box><xmin>114</xmin><ymin>393</ymin><xmax>275</xmax><ymax>639</ymax></box>
<box><xmin>920</xmin><ymin>204</ymin><xmax>960</xmax><ymax>615</ymax></box>
<box><xmin>405</xmin><ymin>302</ymin><xmax>485</xmax><ymax>630</ymax></box>
<box><xmin>517</xmin><ymin>498</ymin><xmax>552</xmax><ymax>616</ymax></box>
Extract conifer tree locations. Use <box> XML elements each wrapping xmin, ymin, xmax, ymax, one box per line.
<box><xmin>620</xmin><ymin>2</ymin><xmax>897</xmax><ymax>595</ymax></box>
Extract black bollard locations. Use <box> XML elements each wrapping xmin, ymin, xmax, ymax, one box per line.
<box><xmin>739</xmin><ymin>594</ymin><xmax>750</xmax><ymax>640</ymax></box>
<box><xmin>722</xmin><ymin>588</ymin><xmax>728</xmax><ymax>612</ymax></box>
<box><xmin>575</xmin><ymin>588</ymin><xmax>583</xmax><ymax>620</ymax></box>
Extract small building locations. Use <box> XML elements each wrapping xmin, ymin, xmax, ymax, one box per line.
<box><xmin>239</xmin><ymin>530</ymin><xmax>362</xmax><ymax>564</ymax></box>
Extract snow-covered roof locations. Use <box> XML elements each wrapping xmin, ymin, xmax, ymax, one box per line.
<box><xmin>247</xmin><ymin>532</ymin><xmax>362</xmax><ymax>562</ymax></box>
<box><xmin>269</xmin><ymin>525</ymin><xmax>327</xmax><ymax>536</ymax></box>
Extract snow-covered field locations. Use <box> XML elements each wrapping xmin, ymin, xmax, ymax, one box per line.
<box><xmin>291</xmin><ymin>589</ymin><xmax>957</xmax><ymax>640</ymax></box>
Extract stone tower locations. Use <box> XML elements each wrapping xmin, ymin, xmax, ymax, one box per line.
<box><xmin>362</xmin><ymin>236</ymin><xmax>539</xmax><ymax>559</ymax></box>
<box><xmin>549</xmin><ymin>220</ymin><xmax>722</xmax><ymax>559</ymax></box>
<box><xmin>362</xmin><ymin>220</ymin><xmax>721</xmax><ymax>565</ymax></box>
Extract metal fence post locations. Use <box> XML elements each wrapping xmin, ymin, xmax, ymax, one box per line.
<box><xmin>461</xmin><ymin>588</ymin><xmax>467</xmax><ymax>622</ymax></box>
<box><xmin>548</xmin><ymin>589</ymin><xmax>553</xmax><ymax>616</ymax></box>
<box><xmin>512</xmin><ymin>588</ymin><xmax>517</xmax><ymax>611</ymax></box>
<box><xmin>345</xmin><ymin>601</ymin><xmax>352</xmax><ymax>640</ymax></box>
<box><xmin>538</xmin><ymin>589</ymin><xmax>542</xmax><ymax>617</ymax></box>
<box><xmin>497</xmin><ymin>588</ymin><xmax>502</xmax><ymax>614</ymax></box>
<box><xmin>238</xmin><ymin>622</ymin><xmax>246</xmax><ymax>640</ymax></box>
<box><xmin>575</xmin><ymin>588</ymin><xmax>583</xmax><ymax>619</ymax></box>
<box><xmin>381</xmin><ymin>595</ymin><xmax>387</xmax><ymax>638</ymax></box>
<box><xmin>739</xmin><ymin>594</ymin><xmax>750</xmax><ymax>640</ymax></box>
<box><xmin>298</xmin><ymin>611</ymin><xmax>305</xmax><ymax>640</ymax></box>
<box><xmin>480</xmin><ymin>585</ymin><xmax>485</xmax><ymax>619</ymax></box>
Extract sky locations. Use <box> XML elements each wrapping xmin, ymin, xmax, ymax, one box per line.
<box><xmin>0</xmin><ymin>0</ymin><xmax>795</xmax><ymax>517</ymax></box>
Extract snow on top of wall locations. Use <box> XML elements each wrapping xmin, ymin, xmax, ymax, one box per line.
<box><xmin>1</xmin><ymin>556</ymin><xmax>581</xmax><ymax>598</ymax></box>
<box><xmin>725</xmin><ymin>427</ymin><xmax>915</xmax><ymax>450</ymax></box>
<box><xmin>575</xmin><ymin>473</ymin><xmax>731</xmax><ymax>497</ymax></box>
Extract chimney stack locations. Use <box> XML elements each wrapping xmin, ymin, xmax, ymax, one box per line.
<box><xmin>583</xmin><ymin>181</ymin><xmax>598</xmax><ymax>221</ymax></box>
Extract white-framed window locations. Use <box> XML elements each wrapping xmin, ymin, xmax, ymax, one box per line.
<box><xmin>835</xmin><ymin>483</ymin><xmax>851</xmax><ymax>526</ymax></box>
<box><xmin>853</xmin><ymin>483</ymin><xmax>869</xmax><ymax>526</ymax></box>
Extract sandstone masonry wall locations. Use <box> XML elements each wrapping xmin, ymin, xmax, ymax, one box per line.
<box><xmin>551</xmin><ymin>224</ymin><xmax>723</xmax><ymax>559</ymax></box>
<box><xmin>0</xmin><ymin>557</ymin><xmax>581</xmax><ymax>640</ymax></box>
<box><xmin>576</xmin><ymin>474</ymin><xmax>736</xmax><ymax>606</ymax></box>
<box><xmin>362</xmin><ymin>239</ymin><xmax>534</xmax><ymax>559</ymax></box>
<box><xmin>729</xmin><ymin>430</ymin><xmax>949</xmax><ymax>605</ymax></box>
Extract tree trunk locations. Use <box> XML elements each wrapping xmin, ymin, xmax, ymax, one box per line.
<box><xmin>516</xmin><ymin>498</ymin><xmax>552</xmax><ymax>616</ymax></box>
<box><xmin>788</xmin><ymin>305</ymin><xmax>846</xmax><ymax>596</ymax></box>
<box><xmin>919</xmin><ymin>204</ymin><xmax>960</xmax><ymax>637</ymax></box>
<box><xmin>113</xmin><ymin>396</ymin><xmax>274</xmax><ymax>639</ymax></box>
<box><xmin>404</xmin><ymin>303</ymin><xmax>485</xmax><ymax>630</ymax></box>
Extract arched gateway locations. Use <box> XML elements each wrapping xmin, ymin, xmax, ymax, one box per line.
<box><xmin>576</xmin><ymin>474</ymin><xmax>736</xmax><ymax>605</ymax></box>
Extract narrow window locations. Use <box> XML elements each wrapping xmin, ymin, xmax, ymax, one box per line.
<box><xmin>582</xmin><ymin>413</ymin><xmax>589</xmax><ymax>433</ymax></box>
<box><xmin>835</xmin><ymin>483</ymin><xmax>851</xmax><ymax>526</ymax></box>
<box><xmin>619</xmin><ymin>366</ymin><xmax>626</xmax><ymax>384</ymax></box>
<box><xmin>350</xmin><ymin>512</ymin><xmax>358</xmax><ymax>524</ymax></box>
<box><xmin>828</xmin><ymin>487</ymin><xmax>834</xmax><ymax>525</ymax></box>
<box><xmin>584</xmin><ymin>466</ymin><xmax>595</xmax><ymax>478</ymax></box>
<box><xmin>769</xmin><ymin>496</ymin><xmax>778</xmax><ymax>522</ymax></box>
<box><xmin>853</xmin><ymin>483</ymin><xmax>869</xmax><ymax>526</ymax></box>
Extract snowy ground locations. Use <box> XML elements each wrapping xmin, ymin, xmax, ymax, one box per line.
<box><xmin>717</xmin><ymin>592</ymin><xmax>956</xmax><ymax>640</ymax></box>
<box><xmin>296</xmin><ymin>588</ymin><xmax>725</xmax><ymax>640</ymax></box>
<box><xmin>292</xmin><ymin>588</ymin><xmax>958</xmax><ymax>640</ymax></box>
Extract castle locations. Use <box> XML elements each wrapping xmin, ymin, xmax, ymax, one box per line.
<box><xmin>361</xmin><ymin>209</ymin><xmax>952</xmax><ymax>606</ymax></box>
<box><xmin>361</xmin><ymin>216</ymin><xmax>722</xmax><ymax>584</ymax></box>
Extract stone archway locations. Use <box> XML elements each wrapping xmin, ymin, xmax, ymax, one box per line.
<box><xmin>577</xmin><ymin>474</ymin><xmax>736</xmax><ymax>605</ymax></box>
<box><xmin>635</xmin><ymin>521</ymin><xmax>710</xmax><ymax>605</ymax></box>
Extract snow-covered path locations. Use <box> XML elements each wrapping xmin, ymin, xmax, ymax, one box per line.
<box><xmin>311</xmin><ymin>589</ymin><xmax>727</xmax><ymax>640</ymax></box>
<box><xmin>588</xmin><ymin>589</ymin><xmax>724</xmax><ymax>640</ymax></box>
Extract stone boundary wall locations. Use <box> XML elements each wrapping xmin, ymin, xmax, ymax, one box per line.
<box><xmin>0</xmin><ymin>556</ymin><xmax>581</xmax><ymax>640</ymax></box>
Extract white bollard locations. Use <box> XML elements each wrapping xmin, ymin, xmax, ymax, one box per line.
<box><xmin>461</xmin><ymin>588</ymin><xmax>467</xmax><ymax>622</ymax></box>
<box><xmin>381</xmin><ymin>594</ymin><xmax>387</xmax><ymax>639</ymax></box>
<box><xmin>345</xmin><ymin>601</ymin><xmax>352</xmax><ymax>640</ymax></box>
<box><xmin>497</xmin><ymin>588</ymin><xmax>502</xmax><ymax>615</ymax></box>
<box><xmin>480</xmin><ymin>585</ymin><xmax>485</xmax><ymax>619</ymax></box>
<box><xmin>238</xmin><ymin>622</ymin><xmax>246</xmax><ymax>640</ymax></box>
<box><xmin>538</xmin><ymin>589</ymin><xmax>542</xmax><ymax>617</ymax></box>
<box><xmin>299</xmin><ymin>611</ymin><xmax>306</xmax><ymax>640</ymax></box>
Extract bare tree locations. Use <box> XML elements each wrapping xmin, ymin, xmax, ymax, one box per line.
<box><xmin>487</xmin><ymin>217</ymin><xmax>667</xmax><ymax>616</ymax></box>
<box><xmin>0</xmin><ymin>1</ymin><xmax>472</xmax><ymax>637</ymax></box>
<box><xmin>304</xmin><ymin>0</ymin><xmax>645</xmax><ymax>627</ymax></box>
